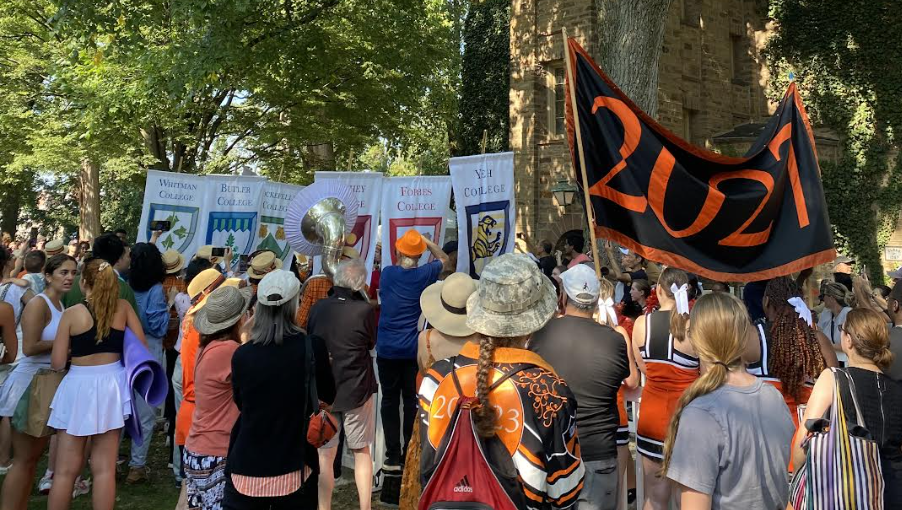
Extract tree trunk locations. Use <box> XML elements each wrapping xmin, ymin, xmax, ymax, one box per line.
<box><xmin>0</xmin><ymin>191</ymin><xmax>19</xmax><ymax>238</ymax></box>
<box><xmin>594</xmin><ymin>0</ymin><xmax>674</xmax><ymax>117</ymax></box>
<box><xmin>304</xmin><ymin>142</ymin><xmax>335</xmax><ymax>171</ymax></box>
<box><xmin>78</xmin><ymin>159</ymin><xmax>102</xmax><ymax>240</ymax></box>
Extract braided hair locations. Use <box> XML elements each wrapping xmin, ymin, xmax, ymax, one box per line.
<box><xmin>764</xmin><ymin>277</ymin><xmax>826</xmax><ymax>401</ymax></box>
<box><xmin>473</xmin><ymin>335</ymin><xmax>523</xmax><ymax>438</ymax></box>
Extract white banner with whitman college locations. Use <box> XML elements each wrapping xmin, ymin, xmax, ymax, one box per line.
<box><xmin>380</xmin><ymin>176</ymin><xmax>453</xmax><ymax>268</ymax></box>
<box><xmin>314</xmin><ymin>171</ymin><xmax>384</xmax><ymax>277</ymax></box>
<box><xmin>450</xmin><ymin>152</ymin><xmax>516</xmax><ymax>277</ymax></box>
<box><xmin>137</xmin><ymin>170</ymin><xmax>206</xmax><ymax>257</ymax></box>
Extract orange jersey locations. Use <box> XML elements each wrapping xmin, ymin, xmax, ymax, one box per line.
<box><xmin>636</xmin><ymin>312</ymin><xmax>698</xmax><ymax>460</ymax></box>
<box><xmin>419</xmin><ymin>342</ymin><xmax>584</xmax><ymax>508</ymax></box>
<box><xmin>175</xmin><ymin>318</ymin><xmax>199</xmax><ymax>446</ymax></box>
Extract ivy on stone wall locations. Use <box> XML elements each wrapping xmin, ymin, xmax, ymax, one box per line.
<box><xmin>766</xmin><ymin>0</ymin><xmax>902</xmax><ymax>282</ymax></box>
<box><xmin>457</xmin><ymin>0</ymin><xmax>510</xmax><ymax>156</ymax></box>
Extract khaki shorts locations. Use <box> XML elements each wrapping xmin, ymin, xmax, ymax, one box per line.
<box><xmin>321</xmin><ymin>394</ymin><xmax>376</xmax><ymax>450</ymax></box>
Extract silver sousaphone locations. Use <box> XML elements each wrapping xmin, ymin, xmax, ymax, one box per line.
<box><xmin>284</xmin><ymin>180</ymin><xmax>368</xmax><ymax>302</ymax></box>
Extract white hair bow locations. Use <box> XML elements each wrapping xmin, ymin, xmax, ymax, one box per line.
<box><xmin>671</xmin><ymin>283</ymin><xmax>690</xmax><ymax>315</ymax></box>
<box><xmin>787</xmin><ymin>297</ymin><xmax>813</xmax><ymax>327</ymax></box>
<box><xmin>598</xmin><ymin>297</ymin><xmax>619</xmax><ymax>327</ymax></box>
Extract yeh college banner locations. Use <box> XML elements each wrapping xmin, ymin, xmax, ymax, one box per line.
<box><xmin>564</xmin><ymin>38</ymin><xmax>835</xmax><ymax>282</ymax></box>
<box><xmin>257</xmin><ymin>182</ymin><xmax>305</xmax><ymax>262</ymax></box>
<box><xmin>449</xmin><ymin>152</ymin><xmax>516</xmax><ymax>277</ymax></box>
<box><xmin>198</xmin><ymin>175</ymin><xmax>267</xmax><ymax>265</ymax></box>
<box><xmin>137</xmin><ymin>170</ymin><xmax>206</xmax><ymax>256</ymax></box>
<box><xmin>380</xmin><ymin>176</ymin><xmax>453</xmax><ymax>267</ymax></box>
<box><xmin>314</xmin><ymin>171</ymin><xmax>384</xmax><ymax>277</ymax></box>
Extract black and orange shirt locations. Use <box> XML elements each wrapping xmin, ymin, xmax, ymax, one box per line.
<box><xmin>419</xmin><ymin>342</ymin><xmax>584</xmax><ymax>509</ymax></box>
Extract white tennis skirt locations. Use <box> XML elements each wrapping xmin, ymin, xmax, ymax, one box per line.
<box><xmin>48</xmin><ymin>362</ymin><xmax>131</xmax><ymax>436</ymax></box>
<box><xmin>0</xmin><ymin>360</ymin><xmax>48</xmax><ymax>417</ymax></box>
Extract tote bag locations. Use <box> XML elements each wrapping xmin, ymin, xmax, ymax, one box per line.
<box><xmin>25</xmin><ymin>368</ymin><xmax>66</xmax><ymax>437</ymax></box>
<box><xmin>790</xmin><ymin>368</ymin><xmax>884</xmax><ymax>510</ymax></box>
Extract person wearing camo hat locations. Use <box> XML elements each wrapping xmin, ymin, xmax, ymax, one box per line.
<box><xmin>418</xmin><ymin>254</ymin><xmax>585</xmax><ymax>508</ymax></box>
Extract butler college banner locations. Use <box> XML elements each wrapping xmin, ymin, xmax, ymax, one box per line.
<box><xmin>564</xmin><ymin>39</ymin><xmax>835</xmax><ymax>281</ymax></box>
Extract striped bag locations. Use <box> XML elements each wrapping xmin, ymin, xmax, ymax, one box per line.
<box><xmin>790</xmin><ymin>368</ymin><xmax>884</xmax><ymax>510</ymax></box>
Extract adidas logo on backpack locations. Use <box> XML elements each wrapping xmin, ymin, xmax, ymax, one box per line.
<box><xmin>453</xmin><ymin>476</ymin><xmax>473</xmax><ymax>494</ymax></box>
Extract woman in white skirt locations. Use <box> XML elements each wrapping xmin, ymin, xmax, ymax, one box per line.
<box><xmin>47</xmin><ymin>259</ymin><xmax>146</xmax><ymax>510</ymax></box>
<box><xmin>0</xmin><ymin>253</ymin><xmax>76</xmax><ymax>510</ymax></box>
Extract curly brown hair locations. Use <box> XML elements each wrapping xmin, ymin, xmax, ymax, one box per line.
<box><xmin>764</xmin><ymin>277</ymin><xmax>826</xmax><ymax>400</ymax></box>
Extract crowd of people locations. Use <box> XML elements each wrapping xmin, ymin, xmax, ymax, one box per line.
<box><xmin>0</xmin><ymin>227</ymin><xmax>899</xmax><ymax>510</ymax></box>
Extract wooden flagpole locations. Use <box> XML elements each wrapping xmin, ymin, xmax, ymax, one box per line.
<box><xmin>562</xmin><ymin>28</ymin><xmax>602</xmax><ymax>280</ymax></box>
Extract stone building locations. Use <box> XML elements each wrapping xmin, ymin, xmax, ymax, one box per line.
<box><xmin>510</xmin><ymin>0</ymin><xmax>780</xmax><ymax>247</ymax></box>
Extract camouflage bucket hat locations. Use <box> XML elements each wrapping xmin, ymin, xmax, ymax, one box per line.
<box><xmin>465</xmin><ymin>253</ymin><xmax>557</xmax><ymax>338</ymax></box>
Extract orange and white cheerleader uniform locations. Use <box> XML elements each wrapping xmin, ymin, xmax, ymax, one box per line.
<box><xmin>747</xmin><ymin>323</ymin><xmax>813</xmax><ymax>428</ymax></box>
<box><xmin>636</xmin><ymin>311</ymin><xmax>699</xmax><ymax>460</ymax></box>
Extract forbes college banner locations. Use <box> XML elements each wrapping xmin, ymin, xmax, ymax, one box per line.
<box><xmin>257</xmin><ymin>182</ymin><xmax>305</xmax><ymax>262</ymax></box>
<box><xmin>450</xmin><ymin>152</ymin><xmax>516</xmax><ymax>277</ymax></box>
<box><xmin>565</xmin><ymin>38</ymin><xmax>835</xmax><ymax>281</ymax></box>
<box><xmin>314</xmin><ymin>171</ymin><xmax>384</xmax><ymax>277</ymax></box>
<box><xmin>137</xmin><ymin>170</ymin><xmax>205</xmax><ymax>257</ymax></box>
<box><xmin>199</xmin><ymin>175</ymin><xmax>267</xmax><ymax>265</ymax></box>
<box><xmin>380</xmin><ymin>176</ymin><xmax>453</xmax><ymax>267</ymax></box>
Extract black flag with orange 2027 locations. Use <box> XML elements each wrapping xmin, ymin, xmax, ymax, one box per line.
<box><xmin>564</xmin><ymin>38</ymin><xmax>835</xmax><ymax>282</ymax></box>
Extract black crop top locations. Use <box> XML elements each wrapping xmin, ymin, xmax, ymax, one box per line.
<box><xmin>70</xmin><ymin>325</ymin><xmax>125</xmax><ymax>358</ymax></box>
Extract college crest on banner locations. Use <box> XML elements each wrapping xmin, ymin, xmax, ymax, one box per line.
<box><xmin>450</xmin><ymin>152</ymin><xmax>516</xmax><ymax>277</ymax></box>
<box><xmin>564</xmin><ymin>38</ymin><xmax>835</xmax><ymax>281</ymax></box>
<box><xmin>314</xmin><ymin>171</ymin><xmax>384</xmax><ymax>277</ymax></box>
<box><xmin>257</xmin><ymin>182</ymin><xmax>305</xmax><ymax>262</ymax></box>
<box><xmin>200</xmin><ymin>175</ymin><xmax>267</xmax><ymax>265</ymax></box>
<box><xmin>137</xmin><ymin>170</ymin><xmax>205</xmax><ymax>256</ymax></box>
<box><xmin>380</xmin><ymin>176</ymin><xmax>453</xmax><ymax>267</ymax></box>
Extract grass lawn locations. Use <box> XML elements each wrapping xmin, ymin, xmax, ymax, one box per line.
<box><xmin>8</xmin><ymin>426</ymin><xmax>391</xmax><ymax>509</ymax></box>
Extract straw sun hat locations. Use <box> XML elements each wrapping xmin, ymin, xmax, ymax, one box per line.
<box><xmin>193</xmin><ymin>285</ymin><xmax>254</xmax><ymax>335</ymax></box>
<box><xmin>465</xmin><ymin>253</ymin><xmax>556</xmax><ymax>338</ymax></box>
<box><xmin>162</xmin><ymin>249</ymin><xmax>185</xmax><ymax>275</ymax></box>
<box><xmin>44</xmin><ymin>239</ymin><xmax>65</xmax><ymax>256</ymax></box>
<box><xmin>420</xmin><ymin>273</ymin><xmax>477</xmax><ymax>337</ymax></box>
<box><xmin>247</xmin><ymin>250</ymin><xmax>282</xmax><ymax>280</ymax></box>
<box><xmin>187</xmin><ymin>268</ymin><xmax>243</xmax><ymax>311</ymax></box>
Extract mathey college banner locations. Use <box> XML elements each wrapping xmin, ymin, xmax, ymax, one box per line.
<box><xmin>565</xmin><ymin>39</ymin><xmax>835</xmax><ymax>281</ymax></box>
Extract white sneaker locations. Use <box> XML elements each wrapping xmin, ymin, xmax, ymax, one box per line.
<box><xmin>72</xmin><ymin>478</ymin><xmax>91</xmax><ymax>499</ymax></box>
<box><xmin>0</xmin><ymin>463</ymin><xmax>11</xmax><ymax>475</ymax></box>
<box><xmin>38</xmin><ymin>473</ymin><xmax>53</xmax><ymax>494</ymax></box>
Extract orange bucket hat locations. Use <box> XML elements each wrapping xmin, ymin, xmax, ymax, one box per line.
<box><xmin>395</xmin><ymin>229</ymin><xmax>426</xmax><ymax>258</ymax></box>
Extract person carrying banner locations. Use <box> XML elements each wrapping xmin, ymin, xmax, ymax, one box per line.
<box><xmin>631</xmin><ymin>268</ymin><xmax>697</xmax><ymax>510</ymax></box>
<box><xmin>376</xmin><ymin>229</ymin><xmax>448</xmax><ymax>502</ymax></box>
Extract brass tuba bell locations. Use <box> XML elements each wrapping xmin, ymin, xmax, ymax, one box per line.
<box><xmin>285</xmin><ymin>180</ymin><xmax>359</xmax><ymax>278</ymax></box>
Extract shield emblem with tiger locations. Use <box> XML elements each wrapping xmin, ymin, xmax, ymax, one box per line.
<box><xmin>465</xmin><ymin>200</ymin><xmax>511</xmax><ymax>277</ymax></box>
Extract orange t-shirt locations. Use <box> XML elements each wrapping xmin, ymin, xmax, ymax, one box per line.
<box><xmin>176</xmin><ymin>319</ymin><xmax>200</xmax><ymax>446</ymax></box>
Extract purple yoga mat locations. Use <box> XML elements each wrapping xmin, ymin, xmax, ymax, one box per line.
<box><xmin>123</xmin><ymin>328</ymin><xmax>167</xmax><ymax>446</ymax></box>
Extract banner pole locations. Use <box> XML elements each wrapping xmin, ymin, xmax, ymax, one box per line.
<box><xmin>562</xmin><ymin>28</ymin><xmax>602</xmax><ymax>280</ymax></box>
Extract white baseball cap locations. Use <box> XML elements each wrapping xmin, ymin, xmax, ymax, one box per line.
<box><xmin>257</xmin><ymin>270</ymin><xmax>301</xmax><ymax>307</ymax></box>
<box><xmin>560</xmin><ymin>264</ymin><xmax>600</xmax><ymax>305</ymax></box>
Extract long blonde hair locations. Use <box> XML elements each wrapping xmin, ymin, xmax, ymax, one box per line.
<box><xmin>661</xmin><ymin>292</ymin><xmax>751</xmax><ymax>474</ymax></box>
<box><xmin>82</xmin><ymin>259</ymin><xmax>120</xmax><ymax>343</ymax></box>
